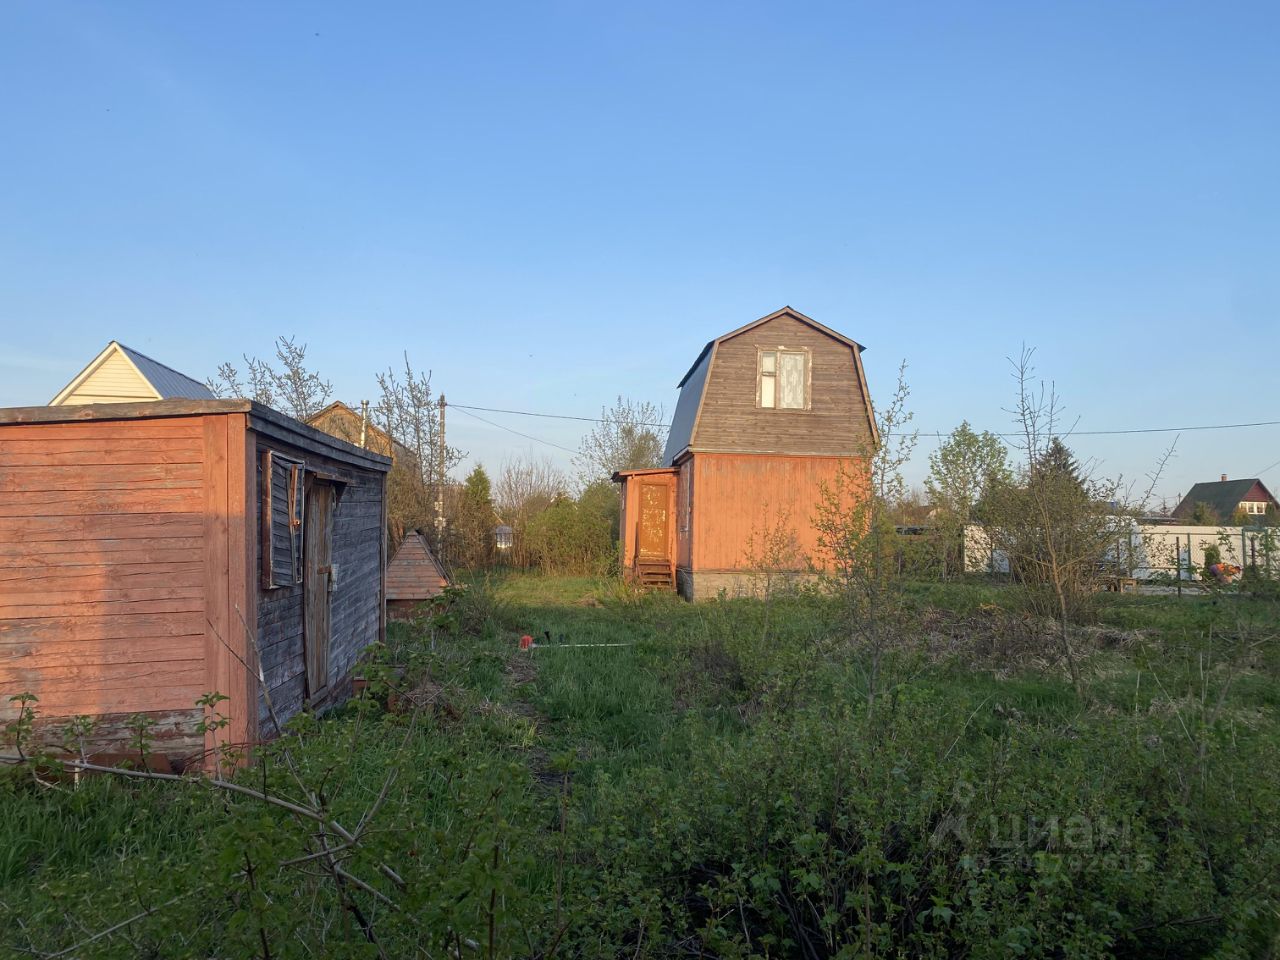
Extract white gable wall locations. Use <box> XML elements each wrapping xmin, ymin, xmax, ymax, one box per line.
<box><xmin>56</xmin><ymin>349</ymin><xmax>159</xmax><ymax>405</ymax></box>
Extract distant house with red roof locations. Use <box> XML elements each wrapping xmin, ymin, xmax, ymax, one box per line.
<box><xmin>1172</xmin><ymin>475</ymin><xmax>1278</xmax><ymax>524</ymax></box>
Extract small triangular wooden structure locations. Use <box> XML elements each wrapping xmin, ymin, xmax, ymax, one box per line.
<box><xmin>386</xmin><ymin>531</ymin><xmax>449</xmax><ymax>613</ymax></box>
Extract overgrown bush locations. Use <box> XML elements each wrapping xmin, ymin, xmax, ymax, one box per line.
<box><xmin>526</xmin><ymin>494</ymin><xmax>616</xmax><ymax>575</ymax></box>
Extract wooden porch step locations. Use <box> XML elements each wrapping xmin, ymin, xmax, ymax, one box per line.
<box><xmin>635</xmin><ymin>559</ymin><xmax>675</xmax><ymax>590</ymax></box>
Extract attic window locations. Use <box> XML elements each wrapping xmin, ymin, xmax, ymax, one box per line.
<box><xmin>758</xmin><ymin>349</ymin><xmax>809</xmax><ymax>410</ymax></box>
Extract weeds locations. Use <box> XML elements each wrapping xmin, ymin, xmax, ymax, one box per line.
<box><xmin>3</xmin><ymin>575</ymin><xmax>1278</xmax><ymax>958</ymax></box>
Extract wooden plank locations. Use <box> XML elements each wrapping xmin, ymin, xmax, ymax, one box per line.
<box><xmin>0</xmin><ymin>708</ymin><xmax>204</xmax><ymax>762</ymax></box>
<box><xmin>0</xmin><ymin>541</ymin><xmax>202</xmax><ymax>566</ymax></box>
<box><xmin>0</xmin><ymin>421</ymin><xmax>206</xmax><ymax>441</ymax></box>
<box><xmin>261</xmin><ymin>648</ymin><xmax>303</xmax><ymax>693</ymax></box>
<box><xmin>0</xmin><ymin>462</ymin><xmax>203</xmax><ymax>492</ymax></box>
<box><xmin>262</xmin><ymin>674</ymin><xmax>305</xmax><ymax>733</ymax></box>
<box><xmin>0</xmin><ymin>672</ymin><xmax>206</xmax><ymax>718</ymax></box>
<box><xmin>257</xmin><ymin>592</ymin><xmax>302</xmax><ymax>626</ymax></box>
<box><xmin>0</xmin><ymin>595</ymin><xmax>204</xmax><ymax>620</ymax></box>
<box><xmin>0</xmin><ymin>399</ymin><xmax>249</xmax><ymax>426</ymax></box>
<box><xmin>0</xmin><ymin>513</ymin><xmax>204</xmax><ymax>543</ymax></box>
<box><xmin>0</xmin><ymin>612</ymin><xmax>204</xmax><ymax>643</ymax></box>
<box><xmin>0</xmin><ymin>440</ymin><xmax>205</xmax><ymax>467</ymax></box>
<box><xmin>203</xmin><ymin>416</ymin><xmax>231</xmax><ymax>766</ymax></box>
<box><xmin>0</xmin><ymin>488</ymin><xmax>201</xmax><ymax>518</ymax></box>
<box><xmin>0</xmin><ymin>561</ymin><xmax>204</xmax><ymax>591</ymax></box>
<box><xmin>0</xmin><ymin>584</ymin><xmax>204</xmax><ymax>612</ymax></box>
<box><xmin>257</xmin><ymin>633</ymin><xmax>301</xmax><ymax>679</ymax></box>
<box><xmin>227</xmin><ymin>415</ymin><xmax>257</xmax><ymax>751</ymax></box>
<box><xmin>0</xmin><ymin>636</ymin><xmax>204</xmax><ymax>669</ymax></box>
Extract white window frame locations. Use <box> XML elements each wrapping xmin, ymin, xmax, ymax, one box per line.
<box><xmin>757</xmin><ymin>347</ymin><xmax>811</xmax><ymax>410</ymax></box>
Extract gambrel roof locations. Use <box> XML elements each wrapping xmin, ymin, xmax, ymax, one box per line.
<box><xmin>675</xmin><ymin>306</ymin><xmax>868</xmax><ymax>388</ymax></box>
<box><xmin>662</xmin><ymin>306</ymin><xmax>878</xmax><ymax>465</ymax></box>
<box><xmin>50</xmin><ymin>340</ymin><xmax>214</xmax><ymax>405</ymax></box>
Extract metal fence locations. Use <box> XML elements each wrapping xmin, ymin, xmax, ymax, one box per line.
<box><xmin>964</xmin><ymin>522</ymin><xmax>1280</xmax><ymax>583</ymax></box>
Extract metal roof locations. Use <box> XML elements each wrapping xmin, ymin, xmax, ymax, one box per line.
<box><xmin>662</xmin><ymin>347</ymin><xmax>711</xmax><ymax>465</ymax></box>
<box><xmin>115</xmin><ymin>342</ymin><xmax>215</xmax><ymax>400</ymax></box>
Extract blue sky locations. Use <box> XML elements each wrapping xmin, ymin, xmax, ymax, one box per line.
<box><xmin>2</xmin><ymin>1</ymin><xmax>1277</xmax><ymax>505</ymax></box>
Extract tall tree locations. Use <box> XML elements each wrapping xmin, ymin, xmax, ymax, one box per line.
<box><xmin>574</xmin><ymin>396</ymin><xmax>667</xmax><ymax>484</ymax></box>
<box><xmin>1035</xmin><ymin>437</ymin><xmax>1084</xmax><ymax>492</ymax></box>
<box><xmin>207</xmin><ymin>336</ymin><xmax>332</xmax><ymax>420</ymax></box>
<box><xmin>454</xmin><ymin>465</ymin><xmax>497</xmax><ymax>569</ymax></box>
<box><xmin>375</xmin><ymin>355</ymin><xmax>464</xmax><ymax>553</ymax></box>
<box><xmin>925</xmin><ymin>422</ymin><xmax>1012</xmax><ymax>523</ymax></box>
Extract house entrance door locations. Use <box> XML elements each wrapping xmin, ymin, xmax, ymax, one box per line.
<box><xmin>637</xmin><ymin>482</ymin><xmax>669</xmax><ymax>560</ymax></box>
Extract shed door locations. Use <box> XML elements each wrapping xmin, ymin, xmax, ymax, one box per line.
<box><xmin>304</xmin><ymin>480</ymin><xmax>336</xmax><ymax>698</ymax></box>
<box><xmin>637</xmin><ymin>481</ymin><xmax>669</xmax><ymax>559</ymax></box>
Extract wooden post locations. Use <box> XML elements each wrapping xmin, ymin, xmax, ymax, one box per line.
<box><xmin>435</xmin><ymin>395</ymin><xmax>446</xmax><ymax>558</ymax></box>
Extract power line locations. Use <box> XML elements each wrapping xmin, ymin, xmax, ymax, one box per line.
<box><xmin>1255</xmin><ymin>456</ymin><xmax>1280</xmax><ymax>477</ymax></box>
<box><xmin>450</xmin><ymin>404</ymin><xmax>581</xmax><ymax>456</ymax></box>
<box><xmin>449</xmin><ymin>402</ymin><xmax>668</xmax><ymax>428</ymax></box>
<box><xmin>919</xmin><ymin>418</ymin><xmax>1280</xmax><ymax>440</ymax></box>
<box><xmin>451</xmin><ymin>399</ymin><xmax>1279</xmax><ymax>441</ymax></box>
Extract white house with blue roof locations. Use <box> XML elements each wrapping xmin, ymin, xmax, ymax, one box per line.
<box><xmin>50</xmin><ymin>341</ymin><xmax>214</xmax><ymax>405</ymax></box>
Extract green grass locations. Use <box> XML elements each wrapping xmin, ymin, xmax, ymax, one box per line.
<box><xmin>4</xmin><ymin>573</ymin><xmax>1279</xmax><ymax>958</ymax></box>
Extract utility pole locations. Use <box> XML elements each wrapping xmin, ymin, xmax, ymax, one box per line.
<box><xmin>435</xmin><ymin>395</ymin><xmax>447</xmax><ymax>555</ymax></box>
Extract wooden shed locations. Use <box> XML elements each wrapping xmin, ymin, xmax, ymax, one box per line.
<box><xmin>0</xmin><ymin>399</ymin><xmax>390</xmax><ymax>768</ymax></box>
<box><xmin>615</xmin><ymin>306</ymin><xmax>877</xmax><ymax>600</ymax></box>
<box><xmin>385</xmin><ymin>530</ymin><xmax>450</xmax><ymax>620</ymax></box>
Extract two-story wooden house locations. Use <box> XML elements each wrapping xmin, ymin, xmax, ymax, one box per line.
<box><xmin>613</xmin><ymin>307</ymin><xmax>877</xmax><ymax>599</ymax></box>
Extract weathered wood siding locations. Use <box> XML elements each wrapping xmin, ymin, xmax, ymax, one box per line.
<box><xmin>687</xmin><ymin>453</ymin><xmax>868</xmax><ymax>572</ymax></box>
<box><xmin>0</xmin><ymin>413</ymin><xmax>254</xmax><ymax>763</ymax></box>
<box><xmin>692</xmin><ymin>313</ymin><xmax>874</xmax><ymax>456</ymax></box>
<box><xmin>254</xmin><ymin>429</ymin><xmax>385</xmax><ymax>731</ymax></box>
<box><xmin>676</xmin><ymin>461</ymin><xmax>693</xmax><ymax>570</ymax></box>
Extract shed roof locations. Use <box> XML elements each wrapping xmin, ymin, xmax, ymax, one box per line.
<box><xmin>51</xmin><ymin>341</ymin><xmax>214</xmax><ymax>404</ymax></box>
<box><xmin>385</xmin><ymin>531</ymin><xmax>450</xmax><ymax>601</ymax></box>
<box><xmin>1172</xmin><ymin>479</ymin><xmax>1278</xmax><ymax>521</ymax></box>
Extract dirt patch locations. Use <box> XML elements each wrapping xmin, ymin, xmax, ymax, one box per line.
<box><xmin>506</xmin><ymin>650</ymin><xmax>538</xmax><ymax>688</ymax></box>
<box><xmin>501</xmin><ymin>651</ymin><xmax>572</xmax><ymax>789</ymax></box>
<box><xmin>916</xmin><ymin>606</ymin><xmax>1151</xmax><ymax>672</ymax></box>
<box><xmin>392</xmin><ymin>675</ymin><xmax>462</xmax><ymax>721</ymax></box>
